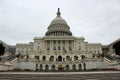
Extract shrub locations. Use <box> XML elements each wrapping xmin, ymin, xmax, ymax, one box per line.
<box><xmin>24</xmin><ymin>69</ymin><xmax>31</xmax><ymax>71</ymax></box>
<box><xmin>14</xmin><ymin>68</ymin><xmax>21</xmax><ymax>71</ymax></box>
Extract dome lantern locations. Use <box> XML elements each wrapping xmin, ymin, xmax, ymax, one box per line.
<box><xmin>57</xmin><ymin>8</ymin><xmax>61</xmax><ymax>17</ymax></box>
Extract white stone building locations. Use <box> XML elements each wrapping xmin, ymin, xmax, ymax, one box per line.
<box><xmin>15</xmin><ymin>8</ymin><xmax>103</xmax><ymax>71</ymax></box>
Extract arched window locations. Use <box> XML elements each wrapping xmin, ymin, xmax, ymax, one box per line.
<box><xmin>45</xmin><ymin>65</ymin><xmax>49</xmax><ymax>71</ymax></box>
<box><xmin>40</xmin><ymin>64</ymin><xmax>43</xmax><ymax>70</ymax></box>
<box><xmin>49</xmin><ymin>56</ymin><xmax>54</xmax><ymax>61</ymax></box>
<box><xmin>35</xmin><ymin>56</ymin><xmax>39</xmax><ymax>60</ymax></box>
<box><xmin>81</xmin><ymin>55</ymin><xmax>85</xmax><ymax>60</ymax></box>
<box><xmin>72</xmin><ymin>64</ymin><xmax>76</xmax><ymax>71</ymax></box>
<box><xmin>74</xmin><ymin>55</ymin><xmax>78</xmax><ymax>60</ymax></box>
<box><xmin>58</xmin><ymin>55</ymin><xmax>62</xmax><ymax>61</ymax></box>
<box><xmin>66</xmin><ymin>65</ymin><xmax>69</xmax><ymax>71</ymax></box>
<box><xmin>83</xmin><ymin>63</ymin><xmax>86</xmax><ymax>71</ymax></box>
<box><xmin>51</xmin><ymin>65</ymin><xmax>55</xmax><ymax>71</ymax></box>
<box><xmin>58</xmin><ymin>46</ymin><xmax>60</xmax><ymax>50</ymax></box>
<box><xmin>79</xmin><ymin>64</ymin><xmax>82</xmax><ymax>71</ymax></box>
<box><xmin>43</xmin><ymin>56</ymin><xmax>46</xmax><ymax>61</ymax></box>
<box><xmin>66</xmin><ymin>55</ymin><xmax>70</xmax><ymax>61</ymax></box>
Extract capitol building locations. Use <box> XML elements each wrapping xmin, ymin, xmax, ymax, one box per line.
<box><xmin>15</xmin><ymin>8</ymin><xmax>103</xmax><ymax>71</ymax></box>
<box><xmin>0</xmin><ymin>8</ymin><xmax>119</xmax><ymax>71</ymax></box>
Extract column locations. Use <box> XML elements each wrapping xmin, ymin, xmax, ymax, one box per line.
<box><xmin>48</xmin><ymin>40</ymin><xmax>50</xmax><ymax>50</ymax></box>
<box><xmin>56</xmin><ymin>40</ymin><xmax>58</xmax><ymax>50</ymax></box>
<box><xmin>52</xmin><ymin>40</ymin><xmax>53</xmax><ymax>51</ymax></box>
<box><xmin>65</xmin><ymin>40</ymin><xmax>68</xmax><ymax>51</ymax></box>
<box><xmin>74</xmin><ymin>40</ymin><xmax>76</xmax><ymax>51</ymax></box>
<box><xmin>72</xmin><ymin>40</ymin><xmax>74</xmax><ymax>50</ymax></box>
<box><xmin>65</xmin><ymin>40</ymin><xmax>66</xmax><ymax>51</ymax></box>
<box><xmin>57</xmin><ymin>32</ymin><xmax>58</xmax><ymax>36</ymax></box>
<box><xmin>61</xmin><ymin>40</ymin><xmax>62</xmax><ymax>53</ymax></box>
<box><xmin>67</xmin><ymin>40</ymin><xmax>69</xmax><ymax>51</ymax></box>
<box><xmin>50</xmin><ymin>40</ymin><xmax>51</xmax><ymax>50</ymax></box>
<box><xmin>44</xmin><ymin>40</ymin><xmax>45</xmax><ymax>49</ymax></box>
<box><xmin>45</xmin><ymin>40</ymin><xmax>47</xmax><ymax>50</ymax></box>
<box><xmin>56</xmin><ymin>32</ymin><xmax>57</xmax><ymax>36</ymax></box>
<box><xmin>61</xmin><ymin>40</ymin><xmax>63</xmax><ymax>51</ymax></box>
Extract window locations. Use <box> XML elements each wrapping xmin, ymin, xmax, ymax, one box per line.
<box><xmin>40</xmin><ymin>64</ymin><xmax>43</xmax><ymax>70</ymax></box>
<box><xmin>69</xmin><ymin>46</ymin><xmax>72</xmax><ymax>50</ymax></box>
<box><xmin>79</xmin><ymin>46</ymin><xmax>81</xmax><ymax>50</ymax></box>
<box><xmin>49</xmin><ymin>56</ymin><xmax>54</xmax><ymax>61</ymax></box>
<box><xmin>18</xmin><ymin>51</ymin><xmax>21</xmax><ymax>54</ymax></box>
<box><xmin>54</xmin><ymin>47</ymin><xmax>56</xmax><ymax>50</ymax></box>
<box><xmin>35</xmin><ymin>56</ymin><xmax>39</xmax><ymax>59</ymax></box>
<box><xmin>81</xmin><ymin>55</ymin><xmax>85</xmax><ymax>60</ymax></box>
<box><xmin>66</xmin><ymin>56</ymin><xmax>70</xmax><ymax>61</ymax></box>
<box><xmin>74</xmin><ymin>55</ymin><xmax>78</xmax><ymax>60</ymax></box>
<box><xmin>47</xmin><ymin>48</ymin><xmax>49</xmax><ymax>50</ymax></box>
<box><xmin>51</xmin><ymin>65</ymin><xmax>55</xmax><ymax>71</ymax></box>
<box><xmin>94</xmin><ymin>51</ymin><xmax>96</xmax><ymax>54</ymax></box>
<box><xmin>79</xmin><ymin>64</ymin><xmax>82</xmax><ymax>71</ymax></box>
<box><xmin>45</xmin><ymin>65</ymin><xmax>49</xmax><ymax>70</ymax></box>
<box><xmin>43</xmin><ymin>56</ymin><xmax>46</xmax><ymax>61</ymax></box>
<box><xmin>66</xmin><ymin>65</ymin><xmax>69</xmax><ymax>71</ymax></box>
<box><xmin>58</xmin><ymin>46</ymin><xmax>60</xmax><ymax>50</ymax></box>
<box><xmin>37</xmin><ymin>46</ymin><xmax>39</xmax><ymax>50</ymax></box>
<box><xmin>72</xmin><ymin>64</ymin><xmax>76</xmax><ymax>71</ymax></box>
<box><xmin>98</xmin><ymin>50</ymin><xmax>99</xmax><ymax>53</ymax></box>
<box><xmin>26</xmin><ymin>50</ymin><xmax>28</xmax><ymax>53</ymax></box>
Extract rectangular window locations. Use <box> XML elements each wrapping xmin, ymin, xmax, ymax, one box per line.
<box><xmin>37</xmin><ymin>46</ymin><xmax>39</xmax><ymax>50</ymax></box>
<box><xmin>79</xmin><ymin>46</ymin><xmax>81</xmax><ymax>50</ymax></box>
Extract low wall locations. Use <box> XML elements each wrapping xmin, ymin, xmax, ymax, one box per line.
<box><xmin>17</xmin><ymin>61</ymin><xmax>36</xmax><ymax>70</ymax></box>
<box><xmin>0</xmin><ymin>64</ymin><xmax>13</xmax><ymax>71</ymax></box>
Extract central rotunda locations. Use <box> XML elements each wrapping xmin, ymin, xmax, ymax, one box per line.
<box><xmin>45</xmin><ymin>8</ymin><xmax>72</xmax><ymax>36</ymax></box>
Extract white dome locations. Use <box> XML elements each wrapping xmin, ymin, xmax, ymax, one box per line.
<box><xmin>45</xmin><ymin>8</ymin><xmax>72</xmax><ymax>36</ymax></box>
<box><xmin>50</xmin><ymin>16</ymin><xmax>67</xmax><ymax>25</ymax></box>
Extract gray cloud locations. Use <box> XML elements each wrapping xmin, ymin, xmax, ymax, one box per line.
<box><xmin>0</xmin><ymin>0</ymin><xmax>120</xmax><ymax>45</ymax></box>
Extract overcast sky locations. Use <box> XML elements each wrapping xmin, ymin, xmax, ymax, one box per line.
<box><xmin>0</xmin><ymin>0</ymin><xmax>120</xmax><ymax>45</ymax></box>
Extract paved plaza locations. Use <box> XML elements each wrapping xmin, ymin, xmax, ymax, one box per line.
<box><xmin>0</xmin><ymin>71</ymin><xmax>120</xmax><ymax>80</ymax></box>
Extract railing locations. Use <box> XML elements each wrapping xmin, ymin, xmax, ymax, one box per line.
<box><xmin>103</xmin><ymin>57</ymin><xmax>118</xmax><ymax>65</ymax></box>
<box><xmin>104</xmin><ymin>55</ymin><xmax>113</xmax><ymax>60</ymax></box>
<box><xmin>104</xmin><ymin>57</ymin><xmax>112</xmax><ymax>63</ymax></box>
<box><xmin>10</xmin><ymin>58</ymin><xmax>18</xmax><ymax>65</ymax></box>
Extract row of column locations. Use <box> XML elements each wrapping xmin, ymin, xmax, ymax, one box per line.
<box><xmin>48</xmin><ymin>31</ymin><xmax>70</xmax><ymax>36</ymax></box>
<box><xmin>45</xmin><ymin>40</ymin><xmax>75</xmax><ymax>51</ymax></box>
<box><xmin>36</xmin><ymin>63</ymin><xmax>86</xmax><ymax>71</ymax></box>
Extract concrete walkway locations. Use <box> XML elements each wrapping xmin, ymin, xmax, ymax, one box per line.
<box><xmin>0</xmin><ymin>71</ymin><xmax>120</xmax><ymax>80</ymax></box>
